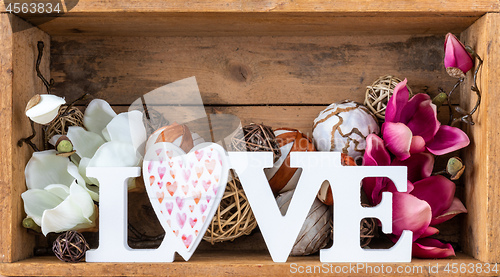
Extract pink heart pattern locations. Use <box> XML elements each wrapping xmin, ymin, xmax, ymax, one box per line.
<box><xmin>144</xmin><ymin>144</ymin><xmax>225</xmax><ymax>252</ymax></box>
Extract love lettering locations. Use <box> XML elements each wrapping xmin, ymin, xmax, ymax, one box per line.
<box><xmin>85</xmin><ymin>150</ymin><xmax>412</xmax><ymax>263</ymax></box>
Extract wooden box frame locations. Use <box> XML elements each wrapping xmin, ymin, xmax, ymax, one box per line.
<box><xmin>1</xmin><ymin>1</ymin><xmax>499</xmax><ymax>276</ymax></box>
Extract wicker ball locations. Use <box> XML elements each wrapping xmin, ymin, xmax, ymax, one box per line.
<box><xmin>277</xmin><ymin>190</ymin><xmax>332</xmax><ymax>256</ymax></box>
<box><xmin>44</xmin><ymin>105</ymin><xmax>84</xmax><ymax>144</ymax></box>
<box><xmin>364</xmin><ymin>75</ymin><xmax>413</xmax><ymax>120</ymax></box>
<box><xmin>52</xmin><ymin>231</ymin><xmax>89</xmax><ymax>262</ymax></box>
<box><xmin>230</xmin><ymin>123</ymin><xmax>281</xmax><ymax>163</ymax></box>
<box><xmin>203</xmin><ymin>171</ymin><xmax>258</xmax><ymax>243</ymax></box>
<box><xmin>360</xmin><ymin>212</ymin><xmax>376</xmax><ymax>248</ymax></box>
<box><xmin>265</xmin><ymin>128</ymin><xmax>315</xmax><ymax>195</ymax></box>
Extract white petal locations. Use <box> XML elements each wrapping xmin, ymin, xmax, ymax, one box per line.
<box><xmin>83</xmin><ymin>99</ymin><xmax>117</xmax><ymax>137</ymax></box>
<box><xmin>87</xmin><ymin>142</ymin><xmax>141</xmax><ymax>186</ymax></box>
<box><xmin>44</xmin><ymin>184</ymin><xmax>70</xmax><ymax>199</ymax></box>
<box><xmin>25</xmin><ymin>94</ymin><xmax>65</xmax><ymax>125</ymax></box>
<box><xmin>67</xmin><ymin>162</ymin><xmax>99</xmax><ymax>201</ymax></box>
<box><xmin>78</xmin><ymin>157</ymin><xmax>99</xmax><ymax>185</ymax></box>
<box><xmin>41</xmin><ymin>182</ymin><xmax>96</xmax><ymax>235</ymax></box>
<box><xmin>48</xmin><ymin>135</ymin><xmax>63</xmax><ymax>147</ymax></box>
<box><xmin>25</xmin><ymin>150</ymin><xmax>75</xmax><ymax>190</ymax></box>
<box><xmin>67</xmin><ymin>162</ymin><xmax>85</xmax><ymax>187</ymax></box>
<box><xmin>21</xmin><ymin>189</ymin><xmax>63</xmax><ymax>226</ymax></box>
<box><xmin>102</xmin><ymin>110</ymin><xmax>146</xmax><ymax>156</ymax></box>
<box><xmin>66</xmin><ymin>180</ymin><xmax>95</xmax><ymax>220</ymax></box>
<box><xmin>88</xmin><ymin>141</ymin><xmax>141</xmax><ymax>167</ymax></box>
<box><xmin>66</xmin><ymin>126</ymin><xmax>105</xmax><ymax>159</ymax></box>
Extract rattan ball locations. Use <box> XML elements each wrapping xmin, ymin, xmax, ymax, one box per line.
<box><xmin>203</xmin><ymin>171</ymin><xmax>258</xmax><ymax>243</ymax></box>
<box><xmin>360</xmin><ymin>213</ymin><xmax>376</xmax><ymax>248</ymax></box>
<box><xmin>364</xmin><ymin>75</ymin><xmax>413</xmax><ymax>120</ymax></box>
<box><xmin>44</xmin><ymin>105</ymin><xmax>84</xmax><ymax>143</ymax></box>
<box><xmin>52</xmin><ymin>231</ymin><xmax>89</xmax><ymax>262</ymax></box>
<box><xmin>230</xmin><ymin>123</ymin><xmax>281</xmax><ymax>163</ymax></box>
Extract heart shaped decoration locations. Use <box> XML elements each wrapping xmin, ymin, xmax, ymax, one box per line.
<box><xmin>143</xmin><ymin>142</ymin><xmax>229</xmax><ymax>261</ymax></box>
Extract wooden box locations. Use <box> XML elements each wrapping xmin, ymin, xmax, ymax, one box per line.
<box><xmin>1</xmin><ymin>1</ymin><xmax>499</xmax><ymax>276</ymax></box>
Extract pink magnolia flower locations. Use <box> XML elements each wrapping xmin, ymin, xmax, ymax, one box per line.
<box><xmin>383</xmin><ymin>79</ymin><xmax>469</xmax><ymax>160</ymax></box>
<box><xmin>362</xmin><ymin>134</ymin><xmax>467</xmax><ymax>258</ymax></box>
<box><xmin>444</xmin><ymin>33</ymin><xmax>474</xmax><ymax>78</ymax></box>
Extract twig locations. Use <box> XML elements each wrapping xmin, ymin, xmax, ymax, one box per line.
<box><xmin>448</xmin><ymin>48</ymin><xmax>483</xmax><ymax>127</ymax></box>
<box><xmin>17</xmin><ymin>120</ymin><xmax>39</xmax><ymax>151</ymax></box>
<box><xmin>36</xmin><ymin>41</ymin><xmax>54</xmax><ymax>94</ymax></box>
<box><xmin>58</xmin><ymin>92</ymin><xmax>89</xmax><ymax>119</ymax></box>
<box><xmin>451</xmin><ymin>47</ymin><xmax>483</xmax><ymax>126</ymax></box>
<box><xmin>141</xmin><ymin>96</ymin><xmax>150</xmax><ymax>120</ymax></box>
<box><xmin>445</xmin><ymin>79</ymin><xmax>464</xmax><ymax>125</ymax></box>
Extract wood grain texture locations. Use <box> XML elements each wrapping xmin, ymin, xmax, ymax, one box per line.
<box><xmin>0</xmin><ymin>14</ymin><xmax>50</xmax><ymax>263</ymax></box>
<box><xmin>51</xmin><ymin>35</ymin><xmax>458</xmax><ymax>106</ymax></box>
<box><xmin>460</xmin><ymin>13</ymin><xmax>500</xmax><ymax>263</ymax></box>
<box><xmin>0</xmin><ymin>253</ymin><xmax>495</xmax><ymax>277</ymax></box>
<box><xmin>22</xmin><ymin>13</ymin><xmax>480</xmax><ymax>37</ymax></box>
<box><xmin>4</xmin><ymin>0</ymin><xmax>496</xmax><ymax>36</ymax></box>
<box><xmin>1</xmin><ymin>0</ymin><xmax>498</xmax><ymax>13</ymax></box>
<box><xmin>0</xmin><ymin>13</ymin><xmax>14</xmax><ymax>264</ymax></box>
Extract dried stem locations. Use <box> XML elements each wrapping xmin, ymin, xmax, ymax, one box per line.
<box><xmin>18</xmin><ymin>41</ymin><xmax>57</xmax><ymax>151</ymax></box>
<box><xmin>141</xmin><ymin>96</ymin><xmax>150</xmax><ymax>120</ymax></box>
<box><xmin>36</xmin><ymin>41</ymin><xmax>54</xmax><ymax>94</ymax></box>
<box><xmin>447</xmin><ymin>47</ymin><xmax>483</xmax><ymax>127</ymax></box>
<box><xmin>17</xmin><ymin>120</ymin><xmax>39</xmax><ymax>152</ymax></box>
<box><xmin>58</xmin><ymin>92</ymin><xmax>89</xmax><ymax>120</ymax></box>
<box><xmin>445</xmin><ymin>79</ymin><xmax>464</xmax><ymax>125</ymax></box>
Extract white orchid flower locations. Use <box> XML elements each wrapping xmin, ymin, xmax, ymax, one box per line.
<box><xmin>65</xmin><ymin>99</ymin><xmax>147</xmax><ymax>187</ymax></box>
<box><xmin>25</xmin><ymin>94</ymin><xmax>65</xmax><ymax>125</ymax></box>
<box><xmin>25</xmin><ymin>150</ymin><xmax>99</xmax><ymax>201</ymax></box>
<box><xmin>22</xmin><ymin>181</ymin><xmax>97</xmax><ymax>236</ymax></box>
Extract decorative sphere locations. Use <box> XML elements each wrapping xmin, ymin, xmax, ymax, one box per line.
<box><xmin>276</xmin><ymin>190</ymin><xmax>332</xmax><ymax>256</ymax></box>
<box><xmin>312</xmin><ymin>100</ymin><xmax>379</xmax><ymax>159</ymax></box>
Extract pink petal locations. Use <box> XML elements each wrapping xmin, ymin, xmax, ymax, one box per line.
<box><xmin>420</xmin><ymin>226</ymin><xmax>439</xmax><ymax>238</ymax></box>
<box><xmin>444</xmin><ymin>33</ymin><xmax>474</xmax><ymax>74</ymax></box>
<box><xmin>406</xmin><ymin>99</ymin><xmax>440</xmax><ymax>142</ymax></box>
<box><xmin>392</xmin><ymin>192</ymin><xmax>432</xmax><ymax>240</ymax></box>
<box><xmin>431</xmin><ymin>197</ymin><xmax>467</xmax><ymax>225</ymax></box>
<box><xmin>400</xmin><ymin>93</ymin><xmax>431</xmax><ymax>125</ymax></box>
<box><xmin>382</xmin><ymin>122</ymin><xmax>412</xmax><ymax>160</ymax></box>
<box><xmin>363</xmin><ymin>177</ymin><xmax>387</xmax><ymax>205</ymax></box>
<box><xmin>444</xmin><ymin>34</ymin><xmax>458</xmax><ymax>69</ymax></box>
<box><xmin>386</xmin><ymin>180</ymin><xmax>414</xmax><ymax>194</ymax></box>
<box><xmin>363</xmin><ymin>134</ymin><xmax>391</xmax><ymax>166</ymax></box>
<box><xmin>409</xmin><ymin>135</ymin><xmax>426</xmax><ymax>154</ymax></box>
<box><xmin>385</xmin><ymin>79</ymin><xmax>409</xmax><ymax>123</ymax></box>
<box><xmin>426</xmin><ymin>125</ymin><xmax>470</xmax><ymax>155</ymax></box>
<box><xmin>392</xmin><ymin>153</ymin><xmax>434</xmax><ymax>183</ymax></box>
<box><xmin>411</xmin><ymin>175</ymin><xmax>455</xmax><ymax>218</ymax></box>
<box><xmin>362</xmin><ymin>134</ymin><xmax>392</xmax><ymax>205</ymax></box>
<box><xmin>412</xmin><ymin>238</ymin><xmax>455</xmax><ymax>258</ymax></box>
